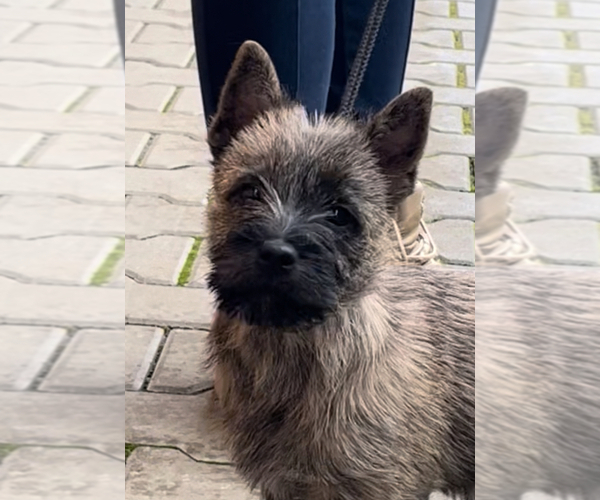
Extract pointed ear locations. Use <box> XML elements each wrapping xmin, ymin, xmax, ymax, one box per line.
<box><xmin>208</xmin><ymin>41</ymin><xmax>283</xmax><ymax>160</ymax></box>
<box><xmin>475</xmin><ymin>87</ymin><xmax>527</xmax><ymax>197</ymax></box>
<box><xmin>366</xmin><ymin>87</ymin><xmax>433</xmax><ymax>210</ymax></box>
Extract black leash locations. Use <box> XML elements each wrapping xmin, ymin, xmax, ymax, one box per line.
<box><xmin>338</xmin><ymin>0</ymin><xmax>390</xmax><ymax>117</ymax></box>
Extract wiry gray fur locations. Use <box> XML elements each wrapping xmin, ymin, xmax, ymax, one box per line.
<box><xmin>204</xmin><ymin>41</ymin><xmax>475</xmax><ymax>500</ymax></box>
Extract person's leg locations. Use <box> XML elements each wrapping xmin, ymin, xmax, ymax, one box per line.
<box><xmin>326</xmin><ymin>0</ymin><xmax>416</xmax><ymax>116</ymax></box>
<box><xmin>190</xmin><ymin>0</ymin><xmax>336</xmax><ymax>126</ymax></box>
<box><xmin>475</xmin><ymin>0</ymin><xmax>498</xmax><ymax>85</ymax></box>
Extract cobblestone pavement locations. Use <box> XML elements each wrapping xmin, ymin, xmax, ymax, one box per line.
<box><xmin>0</xmin><ymin>0</ymin><xmax>124</xmax><ymax>498</ymax></box>
<box><xmin>123</xmin><ymin>0</ymin><xmax>473</xmax><ymax>498</ymax></box>
<box><xmin>478</xmin><ymin>0</ymin><xmax>600</xmax><ymax>267</ymax></box>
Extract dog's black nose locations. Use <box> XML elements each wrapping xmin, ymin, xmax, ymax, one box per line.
<box><xmin>259</xmin><ymin>239</ymin><xmax>297</xmax><ymax>269</ymax></box>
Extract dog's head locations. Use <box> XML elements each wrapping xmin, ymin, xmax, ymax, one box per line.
<box><xmin>206</xmin><ymin>41</ymin><xmax>432</xmax><ymax>327</ymax></box>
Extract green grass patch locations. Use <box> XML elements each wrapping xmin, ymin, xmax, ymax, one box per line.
<box><xmin>462</xmin><ymin>107</ymin><xmax>473</xmax><ymax>135</ymax></box>
<box><xmin>591</xmin><ymin>158</ymin><xmax>600</xmax><ymax>192</ymax></box>
<box><xmin>452</xmin><ymin>30</ymin><xmax>463</xmax><ymax>50</ymax></box>
<box><xmin>449</xmin><ymin>1</ymin><xmax>458</xmax><ymax>18</ymax></box>
<box><xmin>556</xmin><ymin>1</ymin><xmax>570</xmax><ymax>17</ymax></box>
<box><xmin>125</xmin><ymin>443</ymin><xmax>138</xmax><ymax>461</ymax></box>
<box><xmin>456</xmin><ymin>64</ymin><xmax>467</xmax><ymax>88</ymax></box>
<box><xmin>569</xmin><ymin>64</ymin><xmax>585</xmax><ymax>88</ymax></box>
<box><xmin>90</xmin><ymin>238</ymin><xmax>125</xmax><ymax>286</ymax></box>
<box><xmin>161</xmin><ymin>87</ymin><xmax>182</xmax><ymax>113</ymax></box>
<box><xmin>563</xmin><ymin>31</ymin><xmax>578</xmax><ymax>49</ymax></box>
<box><xmin>469</xmin><ymin>157</ymin><xmax>475</xmax><ymax>193</ymax></box>
<box><xmin>177</xmin><ymin>237</ymin><xmax>202</xmax><ymax>286</ymax></box>
<box><xmin>578</xmin><ymin>108</ymin><xmax>596</xmax><ymax>134</ymax></box>
<box><xmin>0</xmin><ymin>444</ymin><xmax>19</xmax><ymax>463</ymax></box>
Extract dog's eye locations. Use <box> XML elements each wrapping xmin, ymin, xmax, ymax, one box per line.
<box><xmin>327</xmin><ymin>206</ymin><xmax>354</xmax><ymax>226</ymax></box>
<box><xmin>230</xmin><ymin>184</ymin><xmax>262</xmax><ymax>203</ymax></box>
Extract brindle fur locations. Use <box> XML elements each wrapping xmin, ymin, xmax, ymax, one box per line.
<box><xmin>204</xmin><ymin>41</ymin><xmax>474</xmax><ymax>500</ymax></box>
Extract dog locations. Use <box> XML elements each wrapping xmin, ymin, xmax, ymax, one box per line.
<box><xmin>204</xmin><ymin>40</ymin><xmax>474</xmax><ymax>500</ymax></box>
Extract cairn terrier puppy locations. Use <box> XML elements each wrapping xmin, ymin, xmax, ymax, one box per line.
<box><xmin>205</xmin><ymin>41</ymin><xmax>474</xmax><ymax>500</ymax></box>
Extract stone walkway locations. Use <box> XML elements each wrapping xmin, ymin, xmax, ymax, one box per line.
<box><xmin>0</xmin><ymin>0</ymin><xmax>124</xmax><ymax>498</ymax></box>
<box><xmin>123</xmin><ymin>0</ymin><xmax>473</xmax><ymax>498</ymax></box>
<box><xmin>478</xmin><ymin>0</ymin><xmax>600</xmax><ymax>267</ymax></box>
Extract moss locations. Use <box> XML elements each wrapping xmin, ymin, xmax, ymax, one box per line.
<box><xmin>449</xmin><ymin>1</ymin><xmax>458</xmax><ymax>18</ymax></box>
<box><xmin>563</xmin><ymin>30</ymin><xmax>578</xmax><ymax>49</ymax></box>
<box><xmin>90</xmin><ymin>238</ymin><xmax>125</xmax><ymax>286</ymax></box>
<box><xmin>569</xmin><ymin>64</ymin><xmax>585</xmax><ymax>88</ymax></box>
<box><xmin>177</xmin><ymin>237</ymin><xmax>202</xmax><ymax>286</ymax></box>
<box><xmin>0</xmin><ymin>444</ymin><xmax>19</xmax><ymax>464</ymax></box>
<box><xmin>591</xmin><ymin>158</ymin><xmax>600</xmax><ymax>192</ymax></box>
<box><xmin>452</xmin><ymin>30</ymin><xmax>463</xmax><ymax>50</ymax></box>
<box><xmin>125</xmin><ymin>443</ymin><xmax>138</xmax><ymax>461</ymax></box>
<box><xmin>578</xmin><ymin>108</ymin><xmax>596</xmax><ymax>135</ymax></box>
<box><xmin>462</xmin><ymin>107</ymin><xmax>473</xmax><ymax>135</ymax></box>
<box><xmin>456</xmin><ymin>64</ymin><xmax>467</xmax><ymax>88</ymax></box>
<box><xmin>556</xmin><ymin>1</ymin><xmax>570</xmax><ymax>17</ymax></box>
<box><xmin>469</xmin><ymin>157</ymin><xmax>475</xmax><ymax>193</ymax></box>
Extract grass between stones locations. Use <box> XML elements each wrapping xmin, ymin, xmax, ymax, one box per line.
<box><xmin>469</xmin><ymin>157</ymin><xmax>475</xmax><ymax>193</ymax></box>
<box><xmin>125</xmin><ymin>443</ymin><xmax>138</xmax><ymax>461</ymax></box>
<box><xmin>90</xmin><ymin>238</ymin><xmax>125</xmax><ymax>286</ymax></box>
<box><xmin>456</xmin><ymin>64</ymin><xmax>467</xmax><ymax>88</ymax></box>
<box><xmin>0</xmin><ymin>444</ymin><xmax>19</xmax><ymax>464</ymax></box>
<box><xmin>578</xmin><ymin>108</ymin><xmax>596</xmax><ymax>134</ymax></box>
<box><xmin>462</xmin><ymin>107</ymin><xmax>473</xmax><ymax>135</ymax></box>
<box><xmin>569</xmin><ymin>64</ymin><xmax>585</xmax><ymax>88</ymax></box>
<box><xmin>591</xmin><ymin>158</ymin><xmax>600</xmax><ymax>192</ymax></box>
<box><xmin>452</xmin><ymin>30</ymin><xmax>463</xmax><ymax>50</ymax></box>
<box><xmin>449</xmin><ymin>1</ymin><xmax>458</xmax><ymax>18</ymax></box>
<box><xmin>177</xmin><ymin>237</ymin><xmax>202</xmax><ymax>286</ymax></box>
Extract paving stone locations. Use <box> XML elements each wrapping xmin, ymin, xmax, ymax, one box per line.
<box><xmin>126</xmin><ymin>391</ymin><xmax>229</xmax><ymax>462</ymax></box>
<box><xmin>496</xmin><ymin>0</ymin><xmax>558</xmax><ymax>17</ymax></box>
<box><xmin>126</xmin><ymin>325</ymin><xmax>164</xmax><ymax>392</ymax></box>
<box><xmin>188</xmin><ymin>240</ymin><xmax>211</xmax><ymax>287</ymax></box>
<box><xmin>0</xmin><ymin>0</ymin><xmax>56</xmax><ymax>7</ymax></box>
<box><xmin>125</xmin><ymin>20</ymin><xmax>144</xmax><ymax>43</ymax></box>
<box><xmin>0</xmin><ymin>131</ymin><xmax>43</xmax><ymax>166</ymax></box>
<box><xmin>502</xmin><ymin>155</ymin><xmax>593</xmax><ymax>191</ymax></box>
<box><xmin>148</xmin><ymin>329</ymin><xmax>212</xmax><ymax>394</ymax></box>
<box><xmin>58</xmin><ymin>0</ymin><xmax>118</xmax><ymax>10</ymax></box>
<box><xmin>490</xmin><ymin>30</ymin><xmax>565</xmax><ymax>49</ymax></box>
<box><xmin>0</xmin><ymin>326</ymin><xmax>66</xmax><ymax>391</ymax></box>
<box><xmin>126</xmin><ymin>196</ymin><xmax>205</xmax><ymax>238</ymax></box>
<box><xmin>0</xmin><ymin>236</ymin><xmax>117</xmax><ymax>285</ymax></box>
<box><xmin>159</xmin><ymin>0</ymin><xmax>193</xmax><ymax>9</ymax></box>
<box><xmin>584</xmin><ymin>65</ymin><xmax>600</xmax><ymax>88</ymax></box>
<box><xmin>513</xmin><ymin>131</ymin><xmax>600</xmax><ymax>157</ymax></box>
<box><xmin>407</xmin><ymin>45</ymin><xmax>474</xmax><ymax>65</ymax></box>
<box><xmin>424</xmin><ymin>130</ymin><xmax>474</xmax><ymax>157</ymax></box>
<box><xmin>126</xmin><ymin>83</ymin><xmax>176</xmax><ymax>111</ymax></box>
<box><xmin>524</xmin><ymin>105</ymin><xmax>580</xmax><ymax>134</ymax></box>
<box><xmin>579</xmin><ymin>31</ymin><xmax>600</xmax><ymax>50</ymax></box>
<box><xmin>410</xmin><ymin>30</ymin><xmax>455</xmax><ymax>49</ymax></box>
<box><xmin>125</xmin><ymin>278</ymin><xmax>214</xmax><ymax>328</ymax></box>
<box><xmin>415</xmin><ymin>0</ymin><xmax>450</xmax><ymax>17</ymax></box>
<box><xmin>126</xmin><ymin>447</ymin><xmax>258</xmax><ymax>500</ymax></box>
<box><xmin>492</xmin><ymin>12</ymin><xmax>600</xmax><ymax>31</ymax></box>
<box><xmin>457</xmin><ymin>1</ymin><xmax>474</xmax><ymax>18</ymax></box>
<box><xmin>126</xmin><ymin>0</ymin><xmax>160</xmax><ymax>7</ymax></box>
<box><xmin>509</xmin><ymin>186</ymin><xmax>600</xmax><ymax>222</ymax></box>
<box><xmin>126</xmin><ymin>235</ymin><xmax>194</xmax><ymax>285</ymax></box>
<box><xmin>423</xmin><ymin>187</ymin><xmax>475</xmax><ymax>222</ymax></box>
<box><xmin>404</xmin><ymin>62</ymin><xmax>458</xmax><ymax>87</ymax></box>
<box><xmin>412</xmin><ymin>12</ymin><xmax>473</xmax><ymax>31</ymax></box>
<box><xmin>0</xmin><ymin>277</ymin><xmax>124</xmax><ymax>328</ymax></box>
<box><xmin>0</xmin><ymin>7</ymin><xmax>115</xmax><ymax>24</ymax></box>
<box><xmin>571</xmin><ymin>1</ymin><xmax>600</xmax><ymax>19</ymax></box>
<box><xmin>126</xmin><ymin>166</ymin><xmax>211</xmax><ymax>204</ymax></box>
<box><xmin>419</xmin><ymin>155</ymin><xmax>471</xmax><ymax>191</ymax></box>
<box><xmin>0</xmin><ymin>44</ymin><xmax>117</xmax><ymax>67</ymax></box>
<box><xmin>486</xmin><ymin>43</ymin><xmax>600</xmax><ymax>65</ymax></box>
<box><xmin>126</xmin><ymin>7</ymin><xmax>191</xmax><ymax>25</ymax></box>
<box><xmin>135</xmin><ymin>24</ymin><xmax>193</xmax><ymax>44</ymax></box>
<box><xmin>30</xmin><ymin>133</ymin><xmax>122</xmax><ymax>168</ymax></box>
<box><xmin>429</xmin><ymin>219</ymin><xmax>474</xmax><ymax>265</ymax></box>
<box><xmin>431</xmin><ymin>105</ymin><xmax>463</xmax><ymax>134</ymax></box>
<box><xmin>0</xmin><ymin>197</ymin><xmax>123</xmax><ymax>238</ymax></box>
<box><xmin>476</xmin><ymin>82</ymin><xmax>600</xmax><ymax>107</ymax></box>
<box><xmin>519</xmin><ymin>219</ymin><xmax>600</xmax><ymax>266</ymax></box>
<box><xmin>466</xmin><ymin>64</ymin><xmax>475</xmax><ymax>87</ymax></box>
<box><xmin>0</xmin><ymin>20</ymin><xmax>34</xmax><ymax>44</ymax></box>
<box><xmin>144</xmin><ymin>133</ymin><xmax>208</xmax><ymax>168</ymax></box>
<box><xmin>126</xmin><ymin>130</ymin><xmax>151</xmax><ymax>165</ymax></box>
<box><xmin>0</xmin><ymin>85</ymin><xmax>88</xmax><ymax>112</ymax></box>
<box><xmin>170</xmin><ymin>86</ymin><xmax>203</xmax><ymax>115</ymax></box>
<box><xmin>18</xmin><ymin>24</ymin><xmax>118</xmax><ymax>44</ymax></box>
<box><xmin>125</xmin><ymin>42</ymin><xmax>193</xmax><ymax>67</ymax></box>
<box><xmin>480</xmin><ymin>63</ymin><xmax>569</xmax><ymax>87</ymax></box>
<box><xmin>0</xmin><ymin>110</ymin><xmax>122</xmax><ymax>136</ymax></box>
<box><xmin>0</xmin><ymin>166</ymin><xmax>123</xmax><ymax>202</ymax></box>
<box><xmin>462</xmin><ymin>31</ymin><xmax>474</xmax><ymax>51</ymax></box>
<box><xmin>39</xmin><ymin>330</ymin><xmax>124</xmax><ymax>394</ymax></box>
<box><xmin>0</xmin><ymin>447</ymin><xmax>124</xmax><ymax>500</ymax></box>
<box><xmin>125</xmin><ymin>60</ymin><xmax>197</xmax><ymax>86</ymax></box>
<box><xmin>78</xmin><ymin>87</ymin><xmax>125</xmax><ymax>115</ymax></box>
<box><xmin>404</xmin><ymin>81</ymin><xmax>474</xmax><ymax>106</ymax></box>
<box><xmin>109</xmin><ymin>253</ymin><xmax>126</xmax><ymax>287</ymax></box>
<box><xmin>126</xmin><ymin>110</ymin><xmax>204</xmax><ymax>138</ymax></box>
<box><xmin>0</xmin><ymin>392</ymin><xmax>123</xmax><ymax>457</ymax></box>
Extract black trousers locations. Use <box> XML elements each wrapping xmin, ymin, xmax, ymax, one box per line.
<box><xmin>190</xmin><ymin>0</ymin><xmax>417</xmax><ymax>124</ymax></box>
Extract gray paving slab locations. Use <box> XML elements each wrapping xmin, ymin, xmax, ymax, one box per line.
<box><xmin>419</xmin><ymin>155</ymin><xmax>471</xmax><ymax>191</ymax></box>
<box><xmin>428</xmin><ymin>219</ymin><xmax>474</xmax><ymax>265</ymax></box>
<box><xmin>0</xmin><ymin>447</ymin><xmax>124</xmax><ymax>500</ymax></box>
<box><xmin>0</xmin><ymin>392</ymin><xmax>123</xmax><ymax>458</ymax></box>
<box><xmin>125</xmin><ymin>325</ymin><xmax>164</xmax><ymax>391</ymax></box>
<box><xmin>126</xmin><ymin>391</ymin><xmax>229</xmax><ymax>462</ymax></box>
<box><xmin>423</xmin><ymin>188</ymin><xmax>475</xmax><ymax>222</ymax></box>
<box><xmin>126</xmin><ymin>447</ymin><xmax>258</xmax><ymax>500</ymax></box>
<box><xmin>148</xmin><ymin>329</ymin><xmax>212</xmax><ymax>394</ymax></box>
<box><xmin>39</xmin><ymin>330</ymin><xmax>124</xmax><ymax>394</ymax></box>
<box><xmin>0</xmin><ymin>326</ymin><xmax>66</xmax><ymax>391</ymax></box>
<box><xmin>126</xmin><ymin>165</ymin><xmax>211</xmax><ymax>203</ymax></box>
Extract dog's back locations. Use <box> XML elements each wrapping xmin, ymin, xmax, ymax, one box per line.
<box><xmin>476</xmin><ymin>266</ymin><xmax>600</xmax><ymax>500</ymax></box>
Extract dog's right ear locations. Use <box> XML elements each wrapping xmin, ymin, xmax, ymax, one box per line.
<box><xmin>208</xmin><ymin>41</ymin><xmax>283</xmax><ymax>160</ymax></box>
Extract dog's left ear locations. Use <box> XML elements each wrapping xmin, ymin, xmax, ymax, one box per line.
<box><xmin>208</xmin><ymin>40</ymin><xmax>283</xmax><ymax>160</ymax></box>
<box><xmin>366</xmin><ymin>87</ymin><xmax>432</xmax><ymax>210</ymax></box>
